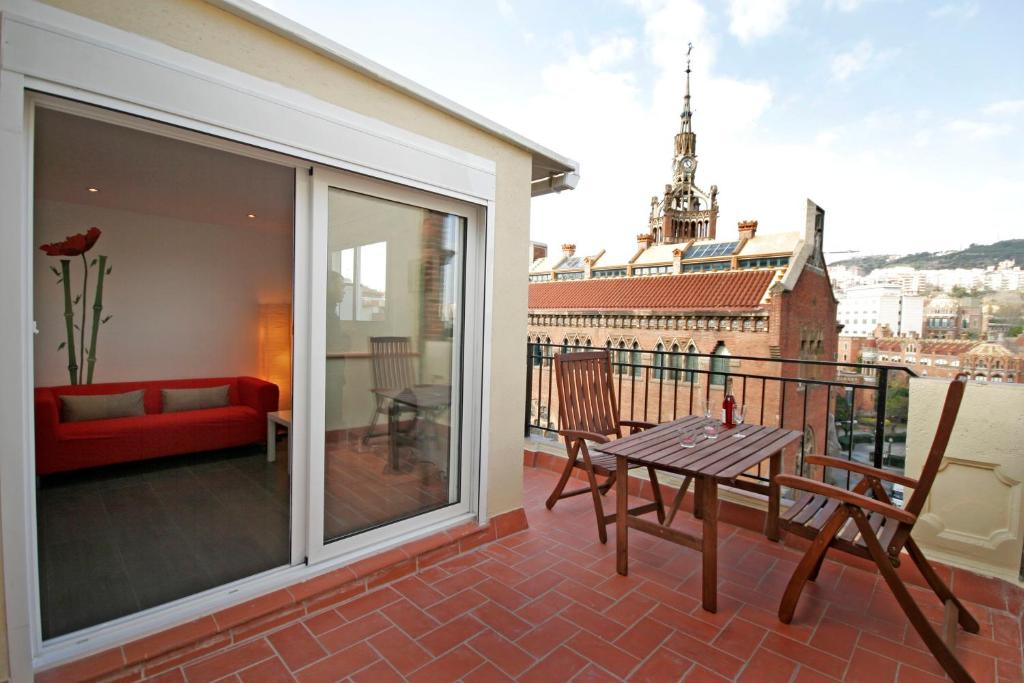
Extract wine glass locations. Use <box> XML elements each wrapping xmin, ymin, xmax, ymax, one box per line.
<box><xmin>732</xmin><ymin>405</ymin><xmax>746</xmax><ymax>438</ymax></box>
<box><xmin>678</xmin><ymin>424</ymin><xmax>698</xmax><ymax>449</ymax></box>
<box><xmin>701</xmin><ymin>396</ymin><xmax>714</xmax><ymax>422</ymax></box>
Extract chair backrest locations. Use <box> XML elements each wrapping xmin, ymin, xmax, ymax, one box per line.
<box><xmin>369</xmin><ymin>337</ymin><xmax>416</xmax><ymax>392</ymax></box>
<box><xmin>902</xmin><ymin>376</ymin><xmax>967</xmax><ymax>519</ymax></box>
<box><xmin>553</xmin><ymin>350</ymin><xmax>621</xmax><ymax>438</ymax></box>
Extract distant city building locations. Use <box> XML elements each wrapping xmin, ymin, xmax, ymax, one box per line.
<box><xmin>847</xmin><ymin>337</ymin><xmax>1022</xmax><ymax>384</ymax></box>
<box><xmin>830</xmin><ymin>259</ymin><xmax>1022</xmax><ymax>296</ymax></box>
<box><xmin>526</xmin><ymin>48</ymin><xmax>839</xmax><ymax>458</ymax></box>
<box><xmin>836</xmin><ymin>284</ymin><xmax>923</xmax><ymax>337</ymax></box>
<box><xmin>923</xmin><ymin>295</ymin><xmax>983</xmax><ymax>340</ymax></box>
<box><xmin>530</xmin><ymin>241</ymin><xmax>547</xmax><ymax>264</ymax></box>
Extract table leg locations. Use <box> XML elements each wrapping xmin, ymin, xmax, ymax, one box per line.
<box><xmin>700</xmin><ymin>476</ymin><xmax>718</xmax><ymax>613</ymax></box>
<box><xmin>766</xmin><ymin>451</ymin><xmax>781</xmax><ymax>542</ymax></box>
<box><xmin>616</xmin><ymin>454</ymin><xmax>629</xmax><ymax>576</ymax></box>
<box><xmin>267</xmin><ymin>419</ymin><xmax>276</xmax><ymax>463</ymax></box>
<box><xmin>388</xmin><ymin>403</ymin><xmax>400</xmax><ymax>471</ymax></box>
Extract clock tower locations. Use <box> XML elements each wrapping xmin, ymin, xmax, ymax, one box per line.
<box><xmin>648</xmin><ymin>44</ymin><xmax>719</xmax><ymax>245</ymax></box>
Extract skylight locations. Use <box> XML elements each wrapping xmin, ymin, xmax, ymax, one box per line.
<box><xmin>684</xmin><ymin>241</ymin><xmax>739</xmax><ymax>259</ymax></box>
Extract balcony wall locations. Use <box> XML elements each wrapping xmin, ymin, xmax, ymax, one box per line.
<box><xmin>906</xmin><ymin>377</ymin><xmax>1024</xmax><ymax>585</ymax></box>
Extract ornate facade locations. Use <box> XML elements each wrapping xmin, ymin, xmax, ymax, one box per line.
<box><xmin>649</xmin><ymin>45</ymin><xmax>719</xmax><ymax>244</ymax></box>
<box><xmin>526</xmin><ymin>51</ymin><xmax>841</xmax><ymax>458</ymax></box>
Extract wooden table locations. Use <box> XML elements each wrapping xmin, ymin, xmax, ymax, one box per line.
<box><xmin>266</xmin><ymin>410</ymin><xmax>292</xmax><ymax>470</ymax></box>
<box><xmin>377</xmin><ymin>385</ymin><xmax>451</xmax><ymax>471</ymax></box>
<box><xmin>595</xmin><ymin>416</ymin><xmax>802</xmax><ymax>612</ymax></box>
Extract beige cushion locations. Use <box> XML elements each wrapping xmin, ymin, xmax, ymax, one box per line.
<box><xmin>161</xmin><ymin>385</ymin><xmax>230</xmax><ymax>413</ymax></box>
<box><xmin>59</xmin><ymin>390</ymin><xmax>145</xmax><ymax>423</ymax></box>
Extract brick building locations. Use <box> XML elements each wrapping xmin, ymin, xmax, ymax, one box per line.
<box><xmin>526</xmin><ymin>51</ymin><xmax>840</xmax><ymax>461</ymax></box>
<box><xmin>862</xmin><ymin>338</ymin><xmax>1022</xmax><ymax>383</ymax></box>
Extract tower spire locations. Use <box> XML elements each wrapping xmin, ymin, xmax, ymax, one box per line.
<box><xmin>681</xmin><ymin>42</ymin><xmax>693</xmax><ymax>134</ymax></box>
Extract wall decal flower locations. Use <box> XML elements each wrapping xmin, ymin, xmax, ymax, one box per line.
<box><xmin>40</xmin><ymin>227</ymin><xmax>111</xmax><ymax>384</ymax></box>
<box><xmin>40</xmin><ymin>226</ymin><xmax>102</xmax><ymax>257</ymax></box>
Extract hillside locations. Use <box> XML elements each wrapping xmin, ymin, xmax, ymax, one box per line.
<box><xmin>831</xmin><ymin>239</ymin><xmax>1024</xmax><ymax>272</ymax></box>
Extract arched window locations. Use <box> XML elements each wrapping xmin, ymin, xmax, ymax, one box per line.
<box><xmin>531</xmin><ymin>336</ymin><xmax>542</xmax><ymax>367</ymax></box>
<box><xmin>573</xmin><ymin>338</ymin><xmax>581</xmax><ymax>351</ymax></box>
<box><xmin>584</xmin><ymin>337</ymin><xmax>592</xmax><ymax>349</ymax></box>
<box><xmin>631</xmin><ymin>342</ymin><xmax>642</xmax><ymax>378</ymax></box>
<box><xmin>653</xmin><ymin>342</ymin><xmax>665</xmax><ymax>380</ymax></box>
<box><xmin>685</xmin><ymin>343</ymin><xmax>699</xmax><ymax>383</ymax></box>
<box><xmin>544</xmin><ymin>336</ymin><xmax>552</xmax><ymax>362</ymax></box>
<box><xmin>561</xmin><ymin>337</ymin><xmax>569</xmax><ymax>356</ymax></box>
<box><xmin>616</xmin><ymin>341</ymin><xmax>627</xmax><ymax>375</ymax></box>
<box><xmin>668</xmin><ymin>343</ymin><xmax>682</xmax><ymax>381</ymax></box>
<box><xmin>710</xmin><ymin>342</ymin><xmax>730</xmax><ymax>386</ymax></box>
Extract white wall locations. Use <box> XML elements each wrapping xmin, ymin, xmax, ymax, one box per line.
<box><xmin>906</xmin><ymin>378</ymin><xmax>1024</xmax><ymax>584</ymax></box>
<box><xmin>33</xmin><ymin>200</ymin><xmax>292</xmax><ymax>387</ymax></box>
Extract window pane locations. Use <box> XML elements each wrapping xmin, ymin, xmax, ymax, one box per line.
<box><xmin>324</xmin><ymin>189</ymin><xmax>463</xmax><ymax>543</ymax></box>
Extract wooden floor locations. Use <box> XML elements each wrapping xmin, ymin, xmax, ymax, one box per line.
<box><xmin>105</xmin><ymin>466</ymin><xmax>1022</xmax><ymax>682</ymax></box>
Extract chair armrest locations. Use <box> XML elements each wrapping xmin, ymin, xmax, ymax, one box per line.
<box><xmin>237</xmin><ymin>376</ymin><xmax>279</xmax><ymax>415</ymax></box>
<box><xmin>804</xmin><ymin>455</ymin><xmax>918</xmax><ymax>488</ymax></box>
<box><xmin>620</xmin><ymin>419</ymin><xmax>656</xmax><ymax>433</ymax></box>
<box><xmin>775</xmin><ymin>474</ymin><xmax>917</xmax><ymax>525</ymax></box>
<box><xmin>559</xmin><ymin>429</ymin><xmax>611</xmax><ymax>445</ymax></box>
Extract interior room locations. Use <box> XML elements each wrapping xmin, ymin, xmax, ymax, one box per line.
<box><xmin>32</xmin><ymin>105</ymin><xmax>296</xmax><ymax>639</ymax></box>
<box><xmin>32</xmin><ymin>103</ymin><xmax>468</xmax><ymax>640</ymax></box>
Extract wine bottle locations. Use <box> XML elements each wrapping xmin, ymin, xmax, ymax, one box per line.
<box><xmin>722</xmin><ymin>377</ymin><xmax>736</xmax><ymax>428</ymax></box>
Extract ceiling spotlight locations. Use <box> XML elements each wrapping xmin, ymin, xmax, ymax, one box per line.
<box><xmin>247</xmin><ymin>213</ymin><xmax>256</xmax><ymax>219</ymax></box>
<box><xmin>87</xmin><ymin>187</ymin><xmax>99</xmax><ymax>193</ymax></box>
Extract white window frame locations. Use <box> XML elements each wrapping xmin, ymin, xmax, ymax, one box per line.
<box><xmin>307</xmin><ymin>166</ymin><xmax>486</xmax><ymax>565</ymax></box>
<box><xmin>0</xmin><ymin>4</ymin><xmax>497</xmax><ymax>676</ymax></box>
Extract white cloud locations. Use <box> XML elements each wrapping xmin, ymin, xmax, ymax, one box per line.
<box><xmin>928</xmin><ymin>2</ymin><xmax>979</xmax><ymax>20</ymax></box>
<box><xmin>496</xmin><ymin>0</ymin><xmax>515</xmax><ymax>20</ymax></box>
<box><xmin>727</xmin><ymin>0</ymin><xmax>795</xmax><ymax>43</ymax></box>
<box><xmin>946</xmin><ymin>119</ymin><xmax>1012</xmax><ymax>140</ymax></box>
<box><xmin>829</xmin><ymin>40</ymin><xmax>899</xmax><ymax>82</ymax></box>
<box><xmin>830</xmin><ymin>40</ymin><xmax>872</xmax><ymax>81</ymax></box>
<box><xmin>824</xmin><ymin>0</ymin><xmax>865</xmax><ymax>11</ymax></box>
<box><xmin>984</xmin><ymin>99</ymin><xmax>1024</xmax><ymax>116</ymax></box>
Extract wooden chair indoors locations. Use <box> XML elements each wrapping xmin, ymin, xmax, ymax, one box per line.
<box><xmin>775</xmin><ymin>376</ymin><xmax>978</xmax><ymax>683</ymax></box>
<box><xmin>363</xmin><ymin>336</ymin><xmax>417</xmax><ymax>445</ymax></box>
<box><xmin>547</xmin><ymin>350</ymin><xmax>666</xmax><ymax>544</ymax></box>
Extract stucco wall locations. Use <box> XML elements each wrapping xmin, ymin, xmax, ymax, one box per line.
<box><xmin>906</xmin><ymin>377</ymin><xmax>1024</xmax><ymax>584</ymax></box>
<box><xmin>39</xmin><ymin>0</ymin><xmax>533</xmax><ymax>517</ymax></box>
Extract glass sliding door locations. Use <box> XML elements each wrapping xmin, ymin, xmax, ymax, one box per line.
<box><xmin>311</xmin><ymin>169</ymin><xmax>477</xmax><ymax>556</ymax></box>
<box><xmin>31</xmin><ymin>102</ymin><xmax>296</xmax><ymax>639</ymax></box>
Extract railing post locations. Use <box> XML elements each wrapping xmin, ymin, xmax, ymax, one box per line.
<box><xmin>873</xmin><ymin>367</ymin><xmax>888</xmax><ymax>469</ymax></box>
<box><xmin>524</xmin><ymin>342</ymin><xmax>534</xmax><ymax>438</ymax></box>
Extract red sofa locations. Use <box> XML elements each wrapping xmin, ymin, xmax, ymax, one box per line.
<box><xmin>35</xmin><ymin>376</ymin><xmax>279</xmax><ymax>475</ymax></box>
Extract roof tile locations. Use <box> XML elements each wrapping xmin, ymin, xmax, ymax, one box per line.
<box><xmin>528</xmin><ymin>270</ymin><xmax>776</xmax><ymax>311</ymax></box>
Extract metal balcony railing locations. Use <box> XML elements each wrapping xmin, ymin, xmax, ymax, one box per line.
<box><xmin>524</xmin><ymin>342</ymin><xmax>917</xmax><ymax>492</ymax></box>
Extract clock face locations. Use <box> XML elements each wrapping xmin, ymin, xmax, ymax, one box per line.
<box><xmin>681</xmin><ymin>156</ymin><xmax>694</xmax><ymax>170</ymax></box>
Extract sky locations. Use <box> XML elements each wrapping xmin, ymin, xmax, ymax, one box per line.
<box><xmin>256</xmin><ymin>0</ymin><xmax>1024</xmax><ymax>261</ymax></box>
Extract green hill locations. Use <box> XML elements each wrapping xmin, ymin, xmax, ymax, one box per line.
<box><xmin>831</xmin><ymin>239</ymin><xmax>1024</xmax><ymax>271</ymax></box>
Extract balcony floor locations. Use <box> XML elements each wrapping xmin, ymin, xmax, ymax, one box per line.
<box><xmin>150</xmin><ymin>467</ymin><xmax>1021</xmax><ymax>682</ymax></box>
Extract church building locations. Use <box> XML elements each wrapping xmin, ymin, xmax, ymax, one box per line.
<box><xmin>527</xmin><ymin>48</ymin><xmax>841</xmax><ymax>459</ymax></box>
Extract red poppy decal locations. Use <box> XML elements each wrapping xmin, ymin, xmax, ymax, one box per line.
<box><xmin>40</xmin><ymin>227</ymin><xmax>102</xmax><ymax>257</ymax></box>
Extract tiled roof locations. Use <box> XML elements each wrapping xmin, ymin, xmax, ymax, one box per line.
<box><xmin>874</xmin><ymin>338</ymin><xmax>977</xmax><ymax>355</ymax></box>
<box><xmin>528</xmin><ymin>269</ymin><xmax>776</xmax><ymax>311</ymax></box>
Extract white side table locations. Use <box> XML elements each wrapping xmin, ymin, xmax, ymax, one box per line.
<box><xmin>267</xmin><ymin>410</ymin><xmax>292</xmax><ymax>467</ymax></box>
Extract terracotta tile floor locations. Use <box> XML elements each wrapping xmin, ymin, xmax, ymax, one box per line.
<box><xmin>154</xmin><ymin>467</ymin><xmax>1022</xmax><ymax>682</ymax></box>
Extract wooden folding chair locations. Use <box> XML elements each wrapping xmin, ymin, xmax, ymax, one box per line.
<box><xmin>776</xmin><ymin>377</ymin><xmax>978</xmax><ymax>683</ymax></box>
<box><xmin>363</xmin><ymin>336</ymin><xmax>417</xmax><ymax>445</ymax></box>
<box><xmin>547</xmin><ymin>350</ymin><xmax>666</xmax><ymax>544</ymax></box>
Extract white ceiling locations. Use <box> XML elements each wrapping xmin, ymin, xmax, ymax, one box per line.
<box><xmin>34</xmin><ymin>107</ymin><xmax>295</xmax><ymax>232</ymax></box>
